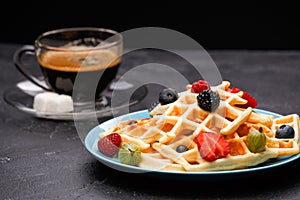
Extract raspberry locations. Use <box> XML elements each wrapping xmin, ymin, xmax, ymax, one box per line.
<box><xmin>229</xmin><ymin>87</ymin><xmax>258</xmax><ymax>108</ymax></box>
<box><xmin>197</xmin><ymin>89</ymin><xmax>220</xmax><ymax>112</ymax></box>
<box><xmin>191</xmin><ymin>80</ymin><xmax>210</xmax><ymax>93</ymax></box>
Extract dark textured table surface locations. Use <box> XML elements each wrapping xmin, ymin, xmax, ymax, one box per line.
<box><xmin>1</xmin><ymin>43</ymin><xmax>300</xmax><ymax>200</ymax></box>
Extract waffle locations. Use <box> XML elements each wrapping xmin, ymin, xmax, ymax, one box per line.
<box><xmin>100</xmin><ymin>81</ymin><xmax>300</xmax><ymax>172</ymax></box>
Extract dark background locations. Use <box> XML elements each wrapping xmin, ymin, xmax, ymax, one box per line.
<box><xmin>1</xmin><ymin>2</ymin><xmax>299</xmax><ymax>50</ymax></box>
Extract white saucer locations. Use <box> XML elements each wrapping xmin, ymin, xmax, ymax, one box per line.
<box><xmin>4</xmin><ymin>79</ymin><xmax>148</xmax><ymax>121</ymax></box>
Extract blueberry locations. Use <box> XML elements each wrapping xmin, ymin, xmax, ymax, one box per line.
<box><xmin>128</xmin><ymin>120</ymin><xmax>138</xmax><ymax>125</ymax></box>
<box><xmin>159</xmin><ymin>88</ymin><xmax>178</xmax><ymax>105</ymax></box>
<box><xmin>276</xmin><ymin>125</ymin><xmax>295</xmax><ymax>138</ymax></box>
<box><xmin>176</xmin><ymin>145</ymin><xmax>189</xmax><ymax>153</ymax></box>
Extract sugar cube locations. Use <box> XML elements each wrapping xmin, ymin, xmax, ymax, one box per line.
<box><xmin>33</xmin><ymin>92</ymin><xmax>74</xmax><ymax>113</ymax></box>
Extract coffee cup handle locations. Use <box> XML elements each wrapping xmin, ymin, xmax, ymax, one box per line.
<box><xmin>13</xmin><ymin>45</ymin><xmax>51</xmax><ymax>91</ymax></box>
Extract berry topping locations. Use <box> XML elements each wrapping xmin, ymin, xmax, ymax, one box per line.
<box><xmin>128</xmin><ymin>120</ymin><xmax>138</xmax><ymax>125</ymax></box>
<box><xmin>197</xmin><ymin>89</ymin><xmax>220</xmax><ymax>112</ymax></box>
<box><xmin>229</xmin><ymin>87</ymin><xmax>258</xmax><ymax>108</ymax></box>
<box><xmin>176</xmin><ymin>145</ymin><xmax>189</xmax><ymax>153</ymax></box>
<box><xmin>246</xmin><ymin>127</ymin><xmax>266</xmax><ymax>153</ymax></box>
<box><xmin>97</xmin><ymin>133</ymin><xmax>122</xmax><ymax>157</ymax></box>
<box><xmin>195</xmin><ymin>132</ymin><xmax>231</xmax><ymax>162</ymax></box>
<box><xmin>118</xmin><ymin>143</ymin><xmax>141</xmax><ymax>166</ymax></box>
<box><xmin>159</xmin><ymin>88</ymin><xmax>179</xmax><ymax>105</ymax></box>
<box><xmin>276</xmin><ymin>125</ymin><xmax>295</xmax><ymax>139</ymax></box>
<box><xmin>191</xmin><ymin>80</ymin><xmax>210</xmax><ymax>93</ymax></box>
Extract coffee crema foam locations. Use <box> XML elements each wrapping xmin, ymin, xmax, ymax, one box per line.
<box><xmin>38</xmin><ymin>48</ymin><xmax>121</xmax><ymax>72</ymax></box>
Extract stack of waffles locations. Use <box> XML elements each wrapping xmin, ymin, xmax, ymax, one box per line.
<box><xmin>99</xmin><ymin>81</ymin><xmax>300</xmax><ymax>172</ymax></box>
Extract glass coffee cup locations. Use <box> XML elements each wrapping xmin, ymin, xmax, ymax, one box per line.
<box><xmin>13</xmin><ymin>27</ymin><xmax>123</xmax><ymax>102</ymax></box>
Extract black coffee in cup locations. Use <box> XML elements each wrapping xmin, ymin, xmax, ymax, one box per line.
<box><xmin>14</xmin><ymin>28</ymin><xmax>123</xmax><ymax>102</ymax></box>
<box><xmin>37</xmin><ymin>47</ymin><xmax>121</xmax><ymax>97</ymax></box>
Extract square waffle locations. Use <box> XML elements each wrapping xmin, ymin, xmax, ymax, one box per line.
<box><xmin>99</xmin><ymin>81</ymin><xmax>300</xmax><ymax>172</ymax></box>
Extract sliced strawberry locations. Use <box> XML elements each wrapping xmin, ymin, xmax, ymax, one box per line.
<box><xmin>97</xmin><ymin>133</ymin><xmax>122</xmax><ymax>157</ymax></box>
<box><xmin>229</xmin><ymin>87</ymin><xmax>258</xmax><ymax>108</ymax></box>
<box><xmin>191</xmin><ymin>80</ymin><xmax>210</xmax><ymax>93</ymax></box>
<box><xmin>195</xmin><ymin>132</ymin><xmax>231</xmax><ymax>162</ymax></box>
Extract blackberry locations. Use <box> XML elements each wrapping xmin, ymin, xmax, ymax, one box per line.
<box><xmin>197</xmin><ymin>89</ymin><xmax>220</xmax><ymax>111</ymax></box>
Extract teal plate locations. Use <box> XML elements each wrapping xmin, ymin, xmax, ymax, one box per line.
<box><xmin>84</xmin><ymin>109</ymin><xmax>300</xmax><ymax>176</ymax></box>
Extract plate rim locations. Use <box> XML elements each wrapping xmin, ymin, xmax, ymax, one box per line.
<box><xmin>84</xmin><ymin>108</ymin><xmax>300</xmax><ymax>175</ymax></box>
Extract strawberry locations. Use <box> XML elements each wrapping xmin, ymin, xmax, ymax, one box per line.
<box><xmin>191</xmin><ymin>80</ymin><xmax>210</xmax><ymax>93</ymax></box>
<box><xmin>228</xmin><ymin>87</ymin><xmax>258</xmax><ymax>108</ymax></box>
<box><xmin>97</xmin><ymin>133</ymin><xmax>122</xmax><ymax>157</ymax></box>
<box><xmin>195</xmin><ymin>132</ymin><xmax>231</xmax><ymax>162</ymax></box>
